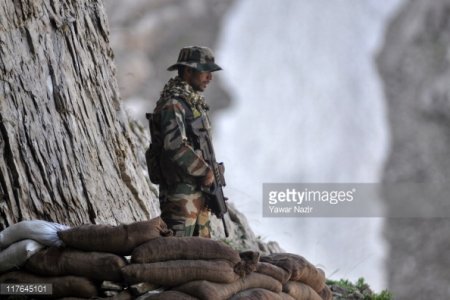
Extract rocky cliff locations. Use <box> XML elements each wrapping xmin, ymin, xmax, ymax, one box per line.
<box><xmin>377</xmin><ymin>0</ymin><xmax>450</xmax><ymax>298</ymax></box>
<box><xmin>0</xmin><ymin>0</ymin><xmax>159</xmax><ymax>227</ymax></box>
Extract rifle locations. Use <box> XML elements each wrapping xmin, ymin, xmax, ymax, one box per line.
<box><xmin>191</xmin><ymin>115</ymin><xmax>229</xmax><ymax>237</ymax></box>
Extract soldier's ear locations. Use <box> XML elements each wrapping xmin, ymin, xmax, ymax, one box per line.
<box><xmin>185</xmin><ymin>67</ymin><xmax>194</xmax><ymax>75</ymax></box>
<box><xmin>184</xmin><ymin>67</ymin><xmax>197</xmax><ymax>82</ymax></box>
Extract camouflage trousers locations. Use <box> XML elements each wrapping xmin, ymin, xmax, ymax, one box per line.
<box><xmin>159</xmin><ymin>183</ymin><xmax>211</xmax><ymax>238</ymax></box>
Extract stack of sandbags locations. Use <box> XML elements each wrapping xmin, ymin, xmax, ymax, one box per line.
<box><xmin>0</xmin><ymin>217</ymin><xmax>171</xmax><ymax>299</ymax></box>
<box><xmin>121</xmin><ymin>237</ymin><xmax>279</xmax><ymax>299</ymax></box>
<box><xmin>165</xmin><ymin>252</ymin><xmax>331</xmax><ymax>300</ymax></box>
<box><xmin>0</xmin><ymin>220</ymin><xmax>99</xmax><ymax>298</ymax></box>
<box><xmin>123</xmin><ymin>237</ymin><xmax>246</xmax><ymax>288</ymax></box>
<box><xmin>117</xmin><ymin>235</ymin><xmax>332</xmax><ymax>300</ymax></box>
<box><xmin>260</xmin><ymin>253</ymin><xmax>332</xmax><ymax>300</ymax></box>
<box><xmin>0</xmin><ymin>218</ymin><xmax>333</xmax><ymax>299</ymax></box>
<box><xmin>0</xmin><ymin>220</ymin><xmax>69</xmax><ymax>273</ymax></box>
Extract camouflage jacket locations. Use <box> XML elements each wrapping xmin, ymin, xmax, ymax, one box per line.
<box><xmin>153</xmin><ymin>76</ymin><xmax>211</xmax><ymax>187</ymax></box>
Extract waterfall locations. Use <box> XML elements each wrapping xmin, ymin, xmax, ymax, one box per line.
<box><xmin>215</xmin><ymin>0</ymin><xmax>405</xmax><ymax>291</ymax></box>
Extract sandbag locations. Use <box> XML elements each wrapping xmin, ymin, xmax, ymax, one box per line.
<box><xmin>260</xmin><ymin>253</ymin><xmax>325</xmax><ymax>292</ymax></box>
<box><xmin>283</xmin><ymin>281</ymin><xmax>322</xmax><ymax>300</ymax></box>
<box><xmin>131</xmin><ymin>236</ymin><xmax>241</xmax><ymax>265</ymax></box>
<box><xmin>0</xmin><ymin>239</ymin><xmax>45</xmax><ymax>273</ymax></box>
<box><xmin>0</xmin><ymin>220</ymin><xmax>69</xmax><ymax>249</ymax></box>
<box><xmin>175</xmin><ymin>272</ymin><xmax>282</xmax><ymax>300</ymax></box>
<box><xmin>229</xmin><ymin>288</ymin><xmax>288</xmax><ymax>300</ymax></box>
<box><xmin>122</xmin><ymin>260</ymin><xmax>239</xmax><ymax>286</ymax></box>
<box><xmin>141</xmin><ymin>290</ymin><xmax>199</xmax><ymax>300</ymax></box>
<box><xmin>25</xmin><ymin>247</ymin><xmax>126</xmax><ymax>281</ymax></box>
<box><xmin>0</xmin><ymin>271</ymin><xmax>98</xmax><ymax>298</ymax></box>
<box><xmin>256</xmin><ymin>262</ymin><xmax>290</xmax><ymax>284</ymax></box>
<box><xmin>58</xmin><ymin>217</ymin><xmax>171</xmax><ymax>255</ymax></box>
<box><xmin>318</xmin><ymin>285</ymin><xmax>332</xmax><ymax>300</ymax></box>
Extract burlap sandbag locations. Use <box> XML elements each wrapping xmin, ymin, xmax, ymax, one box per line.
<box><xmin>229</xmin><ymin>288</ymin><xmax>293</xmax><ymax>300</ymax></box>
<box><xmin>131</xmin><ymin>237</ymin><xmax>240</xmax><ymax>265</ymax></box>
<box><xmin>174</xmin><ymin>272</ymin><xmax>282</xmax><ymax>300</ymax></box>
<box><xmin>256</xmin><ymin>262</ymin><xmax>290</xmax><ymax>284</ymax></box>
<box><xmin>283</xmin><ymin>281</ymin><xmax>323</xmax><ymax>300</ymax></box>
<box><xmin>260</xmin><ymin>253</ymin><xmax>325</xmax><ymax>292</ymax></box>
<box><xmin>25</xmin><ymin>247</ymin><xmax>126</xmax><ymax>281</ymax></box>
<box><xmin>0</xmin><ymin>271</ymin><xmax>98</xmax><ymax>298</ymax></box>
<box><xmin>122</xmin><ymin>260</ymin><xmax>239</xmax><ymax>286</ymax></box>
<box><xmin>141</xmin><ymin>291</ymin><xmax>199</xmax><ymax>300</ymax></box>
<box><xmin>318</xmin><ymin>285</ymin><xmax>332</xmax><ymax>300</ymax></box>
<box><xmin>57</xmin><ymin>217</ymin><xmax>171</xmax><ymax>255</ymax></box>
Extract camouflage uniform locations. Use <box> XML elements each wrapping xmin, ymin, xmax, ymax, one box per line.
<box><xmin>154</xmin><ymin>76</ymin><xmax>213</xmax><ymax>237</ymax></box>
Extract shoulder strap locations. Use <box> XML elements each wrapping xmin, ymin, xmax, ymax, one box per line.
<box><xmin>173</xmin><ymin>96</ymin><xmax>200</xmax><ymax>147</ymax></box>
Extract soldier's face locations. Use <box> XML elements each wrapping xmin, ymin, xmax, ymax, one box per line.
<box><xmin>187</xmin><ymin>70</ymin><xmax>212</xmax><ymax>92</ymax></box>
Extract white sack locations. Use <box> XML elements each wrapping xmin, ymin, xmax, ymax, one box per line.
<box><xmin>0</xmin><ymin>220</ymin><xmax>70</xmax><ymax>249</ymax></box>
<box><xmin>0</xmin><ymin>239</ymin><xmax>45</xmax><ymax>272</ymax></box>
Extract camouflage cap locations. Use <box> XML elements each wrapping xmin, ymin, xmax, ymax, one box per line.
<box><xmin>167</xmin><ymin>46</ymin><xmax>222</xmax><ymax>72</ymax></box>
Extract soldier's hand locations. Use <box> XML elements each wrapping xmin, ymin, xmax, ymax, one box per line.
<box><xmin>202</xmin><ymin>168</ymin><xmax>215</xmax><ymax>187</ymax></box>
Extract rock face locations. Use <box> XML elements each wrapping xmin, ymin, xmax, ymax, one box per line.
<box><xmin>377</xmin><ymin>0</ymin><xmax>450</xmax><ymax>298</ymax></box>
<box><xmin>104</xmin><ymin>0</ymin><xmax>234</xmax><ymax>123</ymax></box>
<box><xmin>0</xmin><ymin>0</ymin><xmax>159</xmax><ymax>228</ymax></box>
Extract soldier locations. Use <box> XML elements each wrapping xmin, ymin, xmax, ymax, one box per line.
<box><xmin>151</xmin><ymin>46</ymin><xmax>222</xmax><ymax>238</ymax></box>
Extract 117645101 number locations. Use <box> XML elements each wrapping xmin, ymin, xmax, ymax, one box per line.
<box><xmin>0</xmin><ymin>283</ymin><xmax>53</xmax><ymax>295</ymax></box>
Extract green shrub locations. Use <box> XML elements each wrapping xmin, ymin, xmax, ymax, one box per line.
<box><xmin>326</xmin><ymin>277</ymin><xmax>392</xmax><ymax>300</ymax></box>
